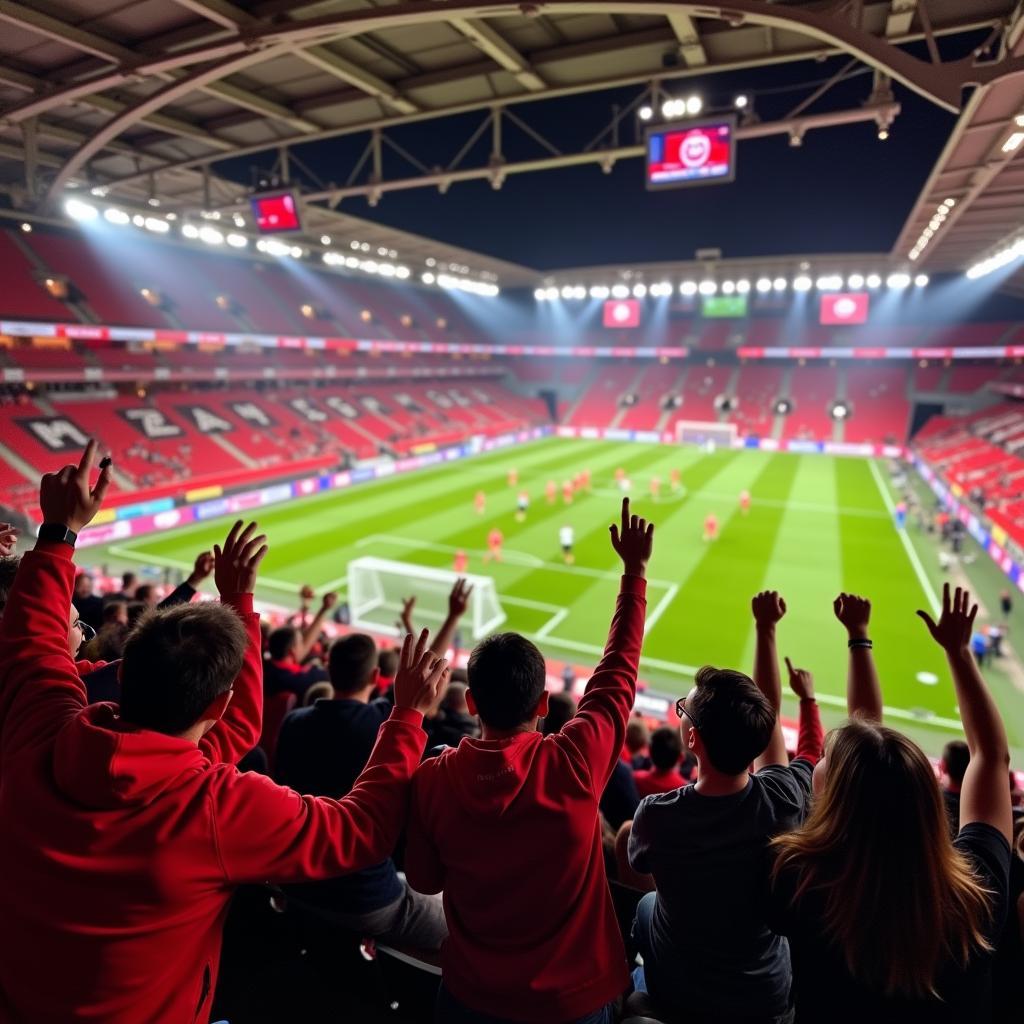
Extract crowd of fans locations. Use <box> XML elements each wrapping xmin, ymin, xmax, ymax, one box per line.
<box><xmin>0</xmin><ymin>442</ymin><xmax>1022</xmax><ymax>1024</ymax></box>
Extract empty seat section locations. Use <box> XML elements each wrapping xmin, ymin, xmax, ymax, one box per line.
<box><xmin>729</xmin><ymin>365</ymin><xmax>784</xmax><ymax>438</ymax></box>
<box><xmin>780</xmin><ymin>366</ymin><xmax>838</xmax><ymax>441</ymax></box>
<box><xmin>843</xmin><ymin>366</ymin><xmax>911</xmax><ymax>444</ymax></box>
<box><xmin>618</xmin><ymin>364</ymin><xmax>676</xmax><ymax>431</ymax></box>
<box><xmin>0</xmin><ymin>229</ymin><xmax>77</xmax><ymax>321</ymax></box>
<box><xmin>566</xmin><ymin>364</ymin><xmax>636</xmax><ymax>428</ymax></box>
<box><xmin>945</xmin><ymin>364</ymin><xmax>1002</xmax><ymax>394</ymax></box>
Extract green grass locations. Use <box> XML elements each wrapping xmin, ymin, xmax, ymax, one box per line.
<box><xmin>82</xmin><ymin>438</ymin><xmax>1024</xmax><ymax>761</ymax></box>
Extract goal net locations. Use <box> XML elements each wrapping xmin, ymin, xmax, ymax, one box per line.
<box><xmin>347</xmin><ymin>557</ymin><xmax>506</xmax><ymax>640</ymax></box>
<box><xmin>674</xmin><ymin>420</ymin><xmax>739</xmax><ymax>449</ymax></box>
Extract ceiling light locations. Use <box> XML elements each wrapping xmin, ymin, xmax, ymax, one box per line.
<box><xmin>199</xmin><ymin>226</ymin><xmax>224</xmax><ymax>245</ymax></box>
<box><xmin>685</xmin><ymin>95</ymin><xmax>703</xmax><ymax>116</ymax></box>
<box><xmin>735</xmin><ymin>279</ymin><xmax>751</xmax><ymax>294</ymax></box>
<box><xmin>793</xmin><ymin>275</ymin><xmax>812</xmax><ymax>292</ymax></box>
<box><xmin>866</xmin><ymin>273</ymin><xmax>882</xmax><ymax>289</ymax></box>
<box><xmin>773</xmin><ymin>277</ymin><xmax>788</xmax><ymax>291</ymax></box>
<box><xmin>103</xmin><ymin>207</ymin><xmax>130</xmax><ymax>225</ymax></box>
<box><xmin>638</xmin><ymin>105</ymin><xmax>653</xmax><ymax>121</ymax></box>
<box><xmin>886</xmin><ymin>272</ymin><xmax>911</xmax><ymax>289</ymax></box>
<box><xmin>65</xmin><ymin>198</ymin><xmax>98</xmax><ymax>221</ymax></box>
<box><xmin>612</xmin><ymin>284</ymin><xmax>630</xmax><ymax>299</ymax></box>
<box><xmin>721</xmin><ymin>280</ymin><xmax>736</xmax><ymax>294</ymax></box>
<box><xmin>877</xmin><ymin>127</ymin><xmax>890</xmax><ymax>141</ymax></box>
<box><xmin>1002</xmin><ymin>131</ymin><xmax>1024</xmax><ymax>153</ymax></box>
<box><xmin>755</xmin><ymin>277</ymin><xmax>772</xmax><ymax>293</ymax></box>
<box><xmin>847</xmin><ymin>273</ymin><xmax>865</xmax><ymax>289</ymax></box>
<box><xmin>225</xmin><ymin>232</ymin><xmax>247</xmax><ymax>248</ymax></box>
<box><xmin>320</xmin><ymin>235</ymin><xmax>331</xmax><ymax>245</ymax></box>
<box><xmin>590</xmin><ymin>285</ymin><xmax>610</xmax><ymax>299</ymax></box>
<box><xmin>698</xmin><ymin>280</ymin><xmax>718</xmax><ymax>295</ymax></box>
<box><xmin>182</xmin><ymin>222</ymin><xmax>199</xmax><ymax>239</ymax></box>
<box><xmin>914</xmin><ymin>273</ymin><xmax>929</xmax><ymax>286</ymax></box>
<box><xmin>560</xmin><ymin>285</ymin><xmax>574</xmax><ymax>299</ymax></box>
<box><xmin>633</xmin><ymin>283</ymin><xmax>648</xmax><ymax>298</ymax></box>
<box><xmin>144</xmin><ymin>217</ymin><xmax>170</xmax><ymax>234</ymax></box>
<box><xmin>680</xmin><ymin>281</ymin><xmax>698</xmax><ymax>296</ymax></box>
<box><xmin>534</xmin><ymin>287</ymin><xmax>546</xmax><ymax>301</ymax></box>
<box><xmin>19</xmin><ymin>222</ymin><xmax>32</xmax><ymax>233</ymax></box>
<box><xmin>734</xmin><ymin>94</ymin><xmax>749</xmax><ymax>109</ymax></box>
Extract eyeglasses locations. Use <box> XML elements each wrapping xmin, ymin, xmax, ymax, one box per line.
<box><xmin>76</xmin><ymin>620</ymin><xmax>96</xmax><ymax>646</ymax></box>
<box><xmin>675</xmin><ymin>697</ymin><xmax>700</xmax><ymax>730</ymax></box>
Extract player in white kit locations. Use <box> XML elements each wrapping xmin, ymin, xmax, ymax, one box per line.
<box><xmin>559</xmin><ymin>524</ymin><xmax>575</xmax><ymax>564</ymax></box>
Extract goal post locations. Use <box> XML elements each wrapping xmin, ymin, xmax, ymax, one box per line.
<box><xmin>674</xmin><ymin>419</ymin><xmax>739</xmax><ymax>449</ymax></box>
<box><xmin>347</xmin><ymin>556</ymin><xmax>506</xmax><ymax>640</ymax></box>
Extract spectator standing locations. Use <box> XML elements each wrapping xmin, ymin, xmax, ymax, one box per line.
<box><xmin>406</xmin><ymin>499</ymin><xmax>654</xmax><ymax>1024</ymax></box>
<box><xmin>940</xmin><ymin>739</ymin><xmax>970</xmax><ymax>840</ymax></box>
<box><xmin>633</xmin><ymin>727</ymin><xmax>688</xmax><ymax>797</ymax></box>
<box><xmin>72</xmin><ymin>572</ymin><xmax>104</xmax><ymax>631</ymax></box>
<box><xmin>768</xmin><ymin>585</ymin><xmax>1012</xmax><ymax>1022</ymax></box>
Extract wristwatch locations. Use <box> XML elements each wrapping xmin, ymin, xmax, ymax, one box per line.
<box><xmin>38</xmin><ymin>523</ymin><xmax>78</xmax><ymax>548</ymax></box>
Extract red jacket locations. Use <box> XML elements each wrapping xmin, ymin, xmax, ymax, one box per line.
<box><xmin>405</xmin><ymin>574</ymin><xmax>647</xmax><ymax>1023</ymax></box>
<box><xmin>0</xmin><ymin>542</ymin><xmax>427</xmax><ymax>1024</ymax></box>
<box><xmin>634</xmin><ymin>766</ymin><xmax>690</xmax><ymax>798</ymax></box>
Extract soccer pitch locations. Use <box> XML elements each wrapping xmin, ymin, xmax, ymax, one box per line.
<box><xmin>87</xmin><ymin>437</ymin><xmax>1024</xmax><ymax>759</ymax></box>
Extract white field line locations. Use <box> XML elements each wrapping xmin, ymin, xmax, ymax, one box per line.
<box><xmin>867</xmin><ymin>459</ymin><xmax>940</xmax><ymax>615</ymax></box>
<box><xmin>535</xmin><ymin>608</ymin><xmax>569</xmax><ymax>639</ymax></box>
<box><xmin>644</xmin><ymin>583</ymin><xmax>679</xmax><ymax>636</ymax></box>
<box><xmin>107</xmin><ymin>544</ymin><xmax>348</xmax><ymax>597</ymax></box>
<box><xmin>501</xmin><ymin>595</ymin><xmax>563</xmax><ymax>612</ymax></box>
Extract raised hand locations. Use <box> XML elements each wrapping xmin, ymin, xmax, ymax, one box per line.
<box><xmin>0</xmin><ymin>523</ymin><xmax>16</xmax><ymax>557</ymax></box>
<box><xmin>448</xmin><ymin>578</ymin><xmax>473</xmax><ymax>618</ymax></box>
<box><xmin>320</xmin><ymin>590</ymin><xmax>338</xmax><ymax>612</ymax></box>
<box><xmin>399</xmin><ymin>594</ymin><xmax>417</xmax><ymax>634</ymax></box>
<box><xmin>834</xmin><ymin>592</ymin><xmax>871</xmax><ymax>640</ymax></box>
<box><xmin>609</xmin><ymin>497</ymin><xmax>654</xmax><ymax>577</ymax></box>
<box><xmin>39</xmin><ymin>439</ymin><xmax>112</xmax><ymax>534</ymax></box>
<box><xmin>187</xmin><ymin>550</ymin><xmax>215</xmax><ymax>587</ymax></box>
<box><xmin>213</xmin><ymin>520</ymin><xmax>268</xmax><ymax>596</ymax></box>
<box><xmin>393</xmin><ymin>628</ymin><xmax>450</xmax><ymax>715</ymax></box>
<box><xmin>917</xmin><ymin>582</ymin><xmax>978</xmax><ymax>655</ymax></box>
<box><xmin>752</xmin><ymin>590</ymin><xmax>787</xmax><ymax>630</ymax></box>
<box><xmin>784</xmin><ymin>657</ymin><xmax>815</xmax><ymax>700</ymax></box>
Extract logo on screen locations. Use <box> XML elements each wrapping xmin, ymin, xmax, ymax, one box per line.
<box><xmin>680</xmin><ymin>133</ymin><xmax>712</xmax><ymax>168</ymax></box>
<box><xmin>820</xmin><ymin>292</ymin><xmax>869</xmax><ymax>325</ymax></box>
<box><xmin>603</xmin><ymin>299</ymin><xmax>641</xmax><ymax>329</ymax></box>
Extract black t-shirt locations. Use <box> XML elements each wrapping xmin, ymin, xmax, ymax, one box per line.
<box><xmin>768</xmin><ymin>822</ymin><xmax>1011</xmax><ymax>1024</ymax></box>
<box><xmin>275</xmin><ymin>698</ymin><xmax>403</xmax><ymax>913</ymax></box>
<box><xmin>628</xmin><ymin>760</ymin><xmax>815</xmax><ymax>1017</ymax></box>
<box><xmin>600</xmin><ymin>758</ymin><xmax>640</xmax><ymax>830</ymax></box>
<box><xmin>262</xmin><ymin>658</ymin><xmax>329</xmax><ymax>699</ymax></box>
<box><xmin>942</xmin><ymin>788</ymin><xmax>961</xmax><ymax>840</ymax></box>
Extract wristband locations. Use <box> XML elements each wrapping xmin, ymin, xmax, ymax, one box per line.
<box><xmin>38</xmin><ymin>522</ymin><xmax>78</xmax><ymax>548</ymax></box>
<box><xmin>848</xmin><ymin>637</ymin><xmax>873</xmax><ymax>649</ymax></box>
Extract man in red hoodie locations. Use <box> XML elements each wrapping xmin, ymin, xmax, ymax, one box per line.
<box><xmin>0</xmin><ymin>440</ymin><xmax>450</xmax><ymax>1024</ymax></box>
<box><xmin>405</xmin><ymin>497</ymin><xmax>654</xmax><ymax>1024</ymax></box>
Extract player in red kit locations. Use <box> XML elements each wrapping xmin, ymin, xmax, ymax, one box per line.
<box><xmin>474</xmin><ymin>490</ymin><xmax>486</xmax><ymax>515</ymax></box>
<box><xmin>483</xmin><ymin>527</ymin><xmax>504</xmax><ymax>563</ymax></box>
<box><xmin>650</xmin><ymin>476</ymin><xmax>661</xmax><ymax>502</ymax></box>
<box><xmin>545</xmin><ymin>480</ymin><xmax>557</xmax><ymax>504</ymax></box>
<box><xmin>581</xmin><ymin>468</ymin><xmax>592</xmax><ymax>492</ymax></box>
<box><xmin>670</xmin><ymin>467</ymin><xmax>682</xmax><ymax>493</ymax></box>
<box><xmin>562</xmin><ymin>480</ymin><xmax>574</xmax><ymax>505</ymax></box>
<box><xmin>507</xmin><ymin>468</ymin><xmax>518</xmax><ymax>487</ymax></box>
<box><xmin>703</xmin><ymin>512</ymin><xmax>719</xmax><ymax>542</ymax></box>
<box><xmin>614</xmin><ymin>467</ymin><xmax>626</xmax><ymax>486</ymax></box>
<box><xmin>453</xmin><ymin>549</ymin><xmax>469</xmax><ymax>574</ymax></box>
<box><xmin>739</xmin><ymin>489</ymin><xmax>751</xmax><ymax>515</ymax></box>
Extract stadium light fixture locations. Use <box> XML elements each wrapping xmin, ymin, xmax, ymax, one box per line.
<box><xmin>90</xmin><ymin>187</ymin><xmax>107</xmax><ymax>197</ymax></box>
<box><xmin>533</xmin><ymin>287</ymin><xmax>545</xmax><ymax>300</ymax></box>
<box><xmin>847</xmin><ymin>273</ymin><xmax>865</xmax><ymax>289</ymax></box>
<box><xmin>396</xmin><ymin>266</ymin><xmax>411</xmax><ymax>280</ymax></box>
<box><xmin>590</xmin><ymin>285</ymin><xmax>610</xmax><ymax>299</ymax></box>
<box><xmin>633</xmin><ymin>283</ymin><xmax>648</xmax><ymax>298</ymax></box>
<box><xmin>232</xmin><ymin>214</ymin><xmax>246</xmax><ymax>228</ymax></box>
<box><xmin>612</xmin><ymin>284</ymin><xmax>630</xmax><ymax>299</ymax></box>
<box><xmin>19</xmin><ymin>222</ymin><xmax>32</xmax><ymax>233</ymax></box>
<box><xmin>734</xmin><ymin>94</ymin><xmax>749</xmax><ymax>109</ymax></box>
<box><xmin>132</xmin><ymin>214</ymin><xmax>145</xmax><ymax>227</ymax></box>
<box><xmin>1002</xmin><ymin>131</ymin><xmax>1024</xmax><ymax>153</ymax></box>
<box><xmin>544</xmin><ymin>286</ymin><xmax>559</xmax><ymax>300</ymax></box>
<box><xmin>686</xmin><ymin>95</ymin><xmax>703</xmax><ymax>116</ymax></box>
<box><xmin>320</xmin><ymin>235</ymin><xmax>331</xmax><ymax>245</ymax></box>
<box><xmin>721</xmin><ymin>280</ymin><xmax>736</xmax><ymax>294</ymax></box>
<box><xmin>104</xmin><ymin>207</ymin><xmax>130</xmax><ymax>226</ymax></box>
<box><xmin>423</xmin><ymin>272</ymin><xmax>438</xmax><ymax>285</ymax></box>
<box><xmin>815</xmin><ymin>274</ymin><xmax>842</xmax><ymax>290</ymax></box>
<box><xmin>638</xmin><ymin>105</ymin><xmax>653</xmax><ymax>121</ymax></box>
<box><xmin>680</xmin><ymin>281</ymin><xmax>698</xmax><ymax>297</ymax></box>
<box><xmin>199</xmin><ymin>226</ymin><xmax>224</xmax><ymax>246</ymax></box>
<box><xmin>560</xmin><ymin>285</ymin><xmax>574</xmax><ymax>299</ymax></box>
<box><xmin>755</xmin><ymin>277</ymin><xmax>772</xmax><ymax>293</ymax></box>
<box><xmin>914</xmin><ymin>273</ymin><xmax>929</xmax><ymax>287</ymax></box>
<box><xmin>698</xmin><ymin>280</ymin><xmax>718</xmax><ymax>296</ymax></box>
<box><xmin>773</xmin><ymin>277</ymin><xmax>788</xmax><ymax>291</ymax></box>
<box><xmin>966</xmin><ymin>238</ymin><xmax>1024</xmax><ymax>280</ymax></box>
<box><xmin>865</xmin><ymin>273</ymin><xmax>882</xmax><ymax>289</ymax></box>
<box><xmin>147</xmin><ymin>198</ymin><xmax>160</xmax><ymax>208</ymax></box>
<box><xmin>944</xmin><ymin>198</ymin><xmax>956</xmax><ymax>208</ymax></box>
<box><xmin>793</xmin><ymin>275</ymin><xmax>813</xmax><ymax>292</ymax></box>
<box><xmin>182</xmin><ymin>222</ymin><xmax>200</xmax><ymax>239</ymax></box>
<box><xmin>877</xmin><ymin>127</ymin><xmax>889</xmax><ymax>141</ymax></box>
<box><xmin>830</xmin><ymin>401</ymin><xmax>850</xmax><ymax>421</ymax></box>
<box><xmin>736</xmin><ymin>279</ymin><xmax>751</xmax><ymax>294</ymax></box>
<box><xmin>65</xmin><ymin>199</ymin><xmax>99</xmax><ymax>222</ymax></box>
<box><xmin>886</xmin><ymin>272</ymin><xmax>911</xmax><ymax>289</ymax></box>
<box><xmin>145</xmin><ymin>217</ymin><xmax>170</xmax><ymax>234</ymax></box>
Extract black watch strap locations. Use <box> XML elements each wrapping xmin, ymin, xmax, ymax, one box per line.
<box><xmin>38</xmin><ymin>523</ymin><xmax>78</xmax><ymax>548</ymax></box>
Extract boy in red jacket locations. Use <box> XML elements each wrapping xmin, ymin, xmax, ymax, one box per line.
<box><xmin>406</xmin><ymin>497</ymin><xmax>655</xmax><ymax>1024</ymax></box>
<box><xmin>0</xmin><ymin>441</ymin><xmax>449</xmax><ymax>1024</ymax></box>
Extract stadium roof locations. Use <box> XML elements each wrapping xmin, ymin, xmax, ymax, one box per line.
<box><xmin>2</xmin><ymin>1</ymin><xmax>1023</xmax><ymax>287</ymax></box>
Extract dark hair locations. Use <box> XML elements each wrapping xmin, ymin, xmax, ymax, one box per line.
<box><xmin>121</xmin><ymin>571</ymin><xmax>136</xmax><ymax>589</ymax></box>
<box><xmin>135</xmin><ymin>584</ymin><xmax>156</xmax><ymax>604</ymax></box>
<box><xmin>688</xmin><ymin>666</ymin><xmax>776</xmax><ymax>775</ymax></box>
<box><xmin>0</xmin><ymin>555</ymin><xmax>20</xmax><ymax>617</ymax></box>
<box><xmin>126</xmin><ymin>601</ymin><xmax>147</xmax><ymax>627</ymax></box>
<box><xmin>441</xmin><ymin>681</ymin><xmax>470</xmax><ymax>713</ymax></box>
<box><xmin>542</xmin><ymin>691</ymin><xmax>577</xmax><ymax>736</ymax></box>
<box><xmin>328</xmin><ymin>633</ymin><xmax>378</xmax><ymax>693</ymax></box>
<box><xmin>650</xmin><ymin>726</ymin><xmax>683</xmax><ymax>771</ymax></box>
<box><xmin>467</xmin><ymin>632</ymin><xmax>547</xmax><ymax>730</ymax></box>
<box><xmin>268</xmin><ymin>625</ymin><xmax>298</xmax><ymax>661</ymax></box>
<box><xmin>942</xmin><ymin>740</ymin><xmax>970</xmax><ymax>786</ymax></box>
<box><xmin>119</xmin><ymin>604</ymin><xmax>248</xmax><ymax>734</ymax></box>
<box><xmin>102</xmin><ymin>600</ymin><xmax>127</xmax><ymax>624</ymax></box>
<box><xmin>94</xmin><ymin>622</ymin><xmax>129</xmax><ymax>661</ymax></box>
<box><xmin>378</xmin><ymin>648</ymin><xmax>399</xmax><ymax>678</ymax></box>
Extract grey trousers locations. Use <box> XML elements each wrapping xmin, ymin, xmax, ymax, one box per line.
<box><xmin>324</xmin><ymin>883</ymin><xmax>447</xmax><ymax>951</ymax></box>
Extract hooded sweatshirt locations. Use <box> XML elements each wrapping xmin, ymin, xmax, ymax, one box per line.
<box><xmin>0</xmin><ymin>541</ymin><xmax>427</xmax><ymax>1024</ymax></box>
<box><xmin>405</xmin><ymin>574</ymin><xmax>647</xmax><ymax>1023</ymax></box>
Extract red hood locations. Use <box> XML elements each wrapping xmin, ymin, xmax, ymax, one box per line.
<box><xmin>442</xmin><ymin>731</ymin><xmax>548</xmax><ymax>819</ymax></box>
<box><xmin>52</xmin><ymin>703</ymin><xmax>206</xmax><ymax>810</ymax></box>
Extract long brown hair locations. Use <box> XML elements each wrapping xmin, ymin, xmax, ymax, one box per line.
<box><xmin>772</xmin><ymin>719</ymin><xmax>995</xmax><ymax>998</ymax></box>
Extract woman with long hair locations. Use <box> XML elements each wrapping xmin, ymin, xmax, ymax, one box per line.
<box><xmin>768</xmin><ymin>586</ymin><xmax>1013</xmax><ymax>1022</ymax></box>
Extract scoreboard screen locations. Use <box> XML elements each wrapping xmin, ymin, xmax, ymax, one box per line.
<box><xmin>645</xmin><ymin>118</ymin><xmax>736</xmax><ymax>190</ymax></box>
<box><xmin>250</xmin><ymin>191</ymin><xmax>302</xmax><ymax>234</ymax></box>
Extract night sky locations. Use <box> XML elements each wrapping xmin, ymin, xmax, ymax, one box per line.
<box><xmin>219</xmin><ymin>37</ymin><xmax>976</xmax><ymax>270</ymax></box>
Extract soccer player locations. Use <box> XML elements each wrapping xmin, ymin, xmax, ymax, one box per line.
<box><xmin>453</xmin><ymin>549</ymin><xmax>469</xmax><ymax>575</ymax></box>
<box><xmin>545</xmin><ymin>480</ymin><xmax>557</xmax><ymax>504</ymax></box>
<box><xmin>507</xmin><ymin>468</ymin><xmax>518</xmax><ymax>488</ymax></box>
<box><xmin>562</xmin><ymin>480</ymin><xmax>574</xmax><ymax>505</ymax></box>
<box><xmin>650</xmin><ymin>476</ymin><xmax>661</xmax><ymax>502</ymax></box>
<box><xmin>703</xmin><ymin>512</ymin><xmax>719</xmax><ymax>542</ymax></box>
<box><xmin>739</xmin><ymin>490</ymin><xmax>751</xmax><ymax>515</ymax></box>
<box><xmin>581</xmin><ymin>468</ymin><xmax>592</xmax><ymax>492</ymax></box>
<box><xmin>559</xmin><ymin>524</ymin><xmax>575</xmax><ymax>565</ymax></box>
<box><xmin>614</xmin><ymin>467</ymin><xmax>626</xmax><ymax>488</ymax></box>
<box><xmin>516</xmin><ymin>490</ymin><xmax>530</xmax><ymax>522</ymax></box>
<box><xmin>670</xmin><ymin>468</ymin><xmax>682</xmax><ymax>493</ymax></box>
<box><xmin>895</xmin><ymin>500</ymin><xmax>907</xmax><ymax>529</ymax></box>
<box><xmin>483</xmin><ymin>527</ymin><xmax>503</xmax><ymax>564</ymax></box>
<box><xmin>474</xmin><ymin>490</ymin><xmax>486</xmax><ymax>516</ymax></box>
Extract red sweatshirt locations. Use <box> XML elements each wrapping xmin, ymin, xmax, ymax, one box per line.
<box><xmin>405</xmin><ymin>574</ymin><xmax>647</xmax><ymax>1023</ymax></box>
<box><xmin>0</xmin><ymin>542</ymin><xmax>427</xmax><ymax>1024</ymax></box>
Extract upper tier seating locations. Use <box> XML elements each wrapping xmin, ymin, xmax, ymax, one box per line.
<box><xmin>780</xmin><ymin>366</ymin><xmax>839</xmax><ymax>442</ymax></box>
<box><xmin>843</xmin><ymin>366</ymin><xmax>910</xmax><ymax>444</ymax></box>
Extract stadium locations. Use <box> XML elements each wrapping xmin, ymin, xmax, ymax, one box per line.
<box><xmin>0</xmin><ymin>2</ymin><xmax>1023</xmax><ymax>1023</ymax></box>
